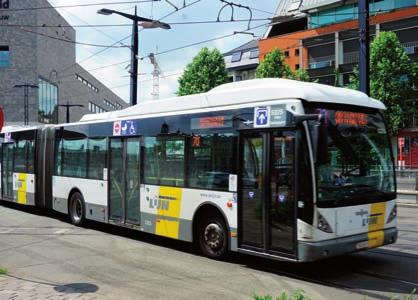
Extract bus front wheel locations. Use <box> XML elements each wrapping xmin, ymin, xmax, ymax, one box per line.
<box><xmin>69</xmin><ymin>192</ymin><xmax>85</xmax><ymax>226</ymax></box>
<box><xmin>198</xmin><ymin>215</ymin><xmax>228</xmax><ymax>259</ymax></box>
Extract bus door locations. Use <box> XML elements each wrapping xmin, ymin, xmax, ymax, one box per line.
<box><xmin>239</xmin><ymin>130</ymin><xmax>297</xmax><ymax>257</ymax></box>
<box><xmin>1</xmin><ymin>143</ymin><xmax>14</xmax><ymax>199</ymax></box>
<box><xmin>109</xmin><ymin>137</ymin><xmax>141</xmax><ymax>225</ymax></box>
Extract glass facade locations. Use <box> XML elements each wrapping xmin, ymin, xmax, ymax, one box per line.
<box><xmin>0</xmin><ymin>46</ymin><xmax>10</xmax><ymax>68</ymax></box>
<box><xmin>309</xmin><ymin>0</ymin><xmax>416</xmax><ymax>28</ymax></box>
<box><xmin>38</xmin><ymin>78</ymin><xmax>58</xmax><ymax>124</ymax></box>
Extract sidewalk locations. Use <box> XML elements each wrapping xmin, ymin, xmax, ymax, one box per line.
<box><xmin>0</xmin><ymin>275</ymin><xmax>98</xmax><ymax>300</ymax></box>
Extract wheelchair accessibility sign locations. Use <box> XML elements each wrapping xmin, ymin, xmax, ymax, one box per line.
<box><xmin>254</xmin><ymin>107</ymin><xmax>270</xmax><ymax>128</ymax></box>
<box><xmin>113</xmin><ymin>120</ymin><xmax>138</xmax><ymax>136</ymax></box>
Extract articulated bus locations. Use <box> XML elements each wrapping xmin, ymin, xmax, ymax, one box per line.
<box><xmin>0</xmin><ymin>79</ymin><xmax>397</xmax><ymax>262</ymax></box>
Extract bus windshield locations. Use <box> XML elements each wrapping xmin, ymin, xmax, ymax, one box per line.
<box><xmin>310</xmin><ymin>108</ymin><xmax>396</xmax><ymax>206</ymax></box>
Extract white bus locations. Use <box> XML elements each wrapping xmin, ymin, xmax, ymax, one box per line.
<box><xmin>0</xmin><ymin>78</ymin><xmax>397</xmax><ymax>262</ymax></box>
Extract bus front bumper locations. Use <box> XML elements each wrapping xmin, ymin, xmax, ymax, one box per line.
<box><xmin>298</xmin><ymin>227</ymin><xmax>398</xmax><ymax>262</ymax></box>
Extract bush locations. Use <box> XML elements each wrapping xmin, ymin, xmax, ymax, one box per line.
<box><xmin>254</xmin><ymin>289</ymin><xmax>309</xmax><ymax>300</ymax></box>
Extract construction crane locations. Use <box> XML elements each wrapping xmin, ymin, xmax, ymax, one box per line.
<box><xmin>148</xmin><ymin>53</ymin><xmax>163</xmax><ymax>100</ymax></box>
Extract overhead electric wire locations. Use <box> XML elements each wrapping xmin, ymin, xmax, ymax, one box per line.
<box><xmin>0</xmin><ymin>18</ymin><xmax>270</xmax><ymax>28</ymax></box>
<box><xmin>18</xmin><ymin>27</ymin><xmax>129</xmax><ymax>48</ymax></box>
<box><xmin>0</xmin><ymin>0</ymin><xmax>160</xmax><ymax>12</ymax></box>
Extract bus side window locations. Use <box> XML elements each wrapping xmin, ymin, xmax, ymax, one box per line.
<box><xmin>87</xmin><ymin>138</ymin><xmax>107</xmax><ymax>180</ymax></box>
<box><xmin>62</xmin><ymin>138</ymin><xmax>87</xmax><ymax>178</ymax></box>
<box><xmin>188</xmin><ymin>133</ymin><xmax>236</xmax><ymax>191</ymax></box>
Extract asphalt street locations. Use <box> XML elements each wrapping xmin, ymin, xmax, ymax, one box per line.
<box><xmin>0</xmin><ymin>202</ymin><xmax>417</xmax><ymax>300</ymax></box>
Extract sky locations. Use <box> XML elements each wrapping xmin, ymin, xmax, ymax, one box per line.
<box><xmin>48</xmin><ymin>0</ymin><xmax>278</xmax><ymax>104</ymax></box>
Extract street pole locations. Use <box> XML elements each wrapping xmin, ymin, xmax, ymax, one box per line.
<box><xmin>131</xmin><ymin>6</ymin><xmax>139</xmax><ymax>106</ymax></box>
<box><xmin>14</xmin><ymin>83</ymin><xmax>38</xmax><ymax>126</ymax></box>
<box><xmin>359</xmin><ymin>0</ymin><xmax>370</xmax><ymax>95</ymax></box>
<box><xmin>58</xmin><ymin>101</ymin><xmax>84</xmax><ymax>123</ymax></box>
<box><xmin>97</xmin><ymin>7</ymin><xmax>170</xmax><ymax>107</ymax></box>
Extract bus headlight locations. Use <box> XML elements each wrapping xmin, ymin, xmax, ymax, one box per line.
<box><xmin>386</xmin><ymin>204</ymin><xmax>397</xmax><ymax>224</ymax></box>
<box><xmin>317</xmin><ymin>212</ymin><xmax>333</xmax><ymax>233</ymax></box>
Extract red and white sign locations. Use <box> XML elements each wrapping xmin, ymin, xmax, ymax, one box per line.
<box><xmin>113</xmin><ymin>121</ymin><xmax>121</xmax><ymax>136</ymax></box>
<box><xmin>398</xmin><ymin>137</ymin><xmax>405</xmax><ymax>148</ymax></box>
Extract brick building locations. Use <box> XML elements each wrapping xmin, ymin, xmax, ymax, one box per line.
<box><xmin>260</xmin><ymin>0</ymin><xmax>418</xmax><ymax>167</ymax></box>
<box><xmin>0</xmin><ymin>0</ymin><xmax>127</xmax><ymax>126</ymax></box>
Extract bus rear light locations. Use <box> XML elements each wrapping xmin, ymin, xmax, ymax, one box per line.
<box><xmin>317</xmin><ymin>212</ymin><xmax>333</xmax><ymax>233</ymax></box>
<box><xmin>386</xmin><ymin>204</ymin><xmax>397</xmax><ymax>224</ymax></box>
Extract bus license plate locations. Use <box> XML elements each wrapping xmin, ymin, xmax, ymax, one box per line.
<box><xmin>356</xmin><ymin>241</ymin><xmax>368</xmax><ymax>250</ymax></box>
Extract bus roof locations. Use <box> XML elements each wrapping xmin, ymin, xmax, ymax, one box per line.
<box><xmin>79</xmin><ymin>79</ymin><xmax>385</xmax><ymax>123</ymax></box>
<box><xmin>0</xmin><ymin>79</ymin><xmax>385</xmax><ymax>133</ymax></box>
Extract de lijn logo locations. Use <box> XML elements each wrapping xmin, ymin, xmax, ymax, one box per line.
<box><xmin>0</xmin><ymin>0</ymin><xmax>10</xmax><ymax>9</ymax></box>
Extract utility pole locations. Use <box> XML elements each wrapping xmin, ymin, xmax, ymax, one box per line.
<box><xmin>97</xmin><ymin>7</ymin><xmax>170</xmax><ymax>106</ymax></box>
<box><xmin>59</xmin><ymin>101</ymin><xmax>83</xmax><ymax>123</ymax></box>
<box><xmin>131</xmin><ymin>6</ymin><xmax>139</xmax><ymax>106</ymax></box>
<box><xmin>14</xmin><ymin>83</ymin><xmax>38</xmax><ymax>126</ymax></box>
<box><xmin>359</xmin><ymin>0</ymin><xmax>370</xmax><ymax>95</ymax></box>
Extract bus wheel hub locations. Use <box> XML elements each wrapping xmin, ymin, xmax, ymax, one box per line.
<box><xmin>204</xmin><ymin>223</ymin><xmax>223</xmax><ymax>249</ymax></box>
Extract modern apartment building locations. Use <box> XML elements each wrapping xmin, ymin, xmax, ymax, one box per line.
<box><xmin>223</xmin><ymin>39</ymin><xmax>259</xmax><ymax>82</ymax></box>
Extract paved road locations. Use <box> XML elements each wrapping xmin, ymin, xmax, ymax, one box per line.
<box><xmin>0</xmin><ymin>202</ymin><xmax>417</xmax><ymax>300</ymax></box>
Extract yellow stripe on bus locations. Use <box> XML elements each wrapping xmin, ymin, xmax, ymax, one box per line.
<box><xmin>17</xmin><ymin>173</ymin><xmax>27</xmax><ymax>205</ymax></box>
<box><xmin>155</xmin><ymin>186</ymin><xmax>182</xmax><ymax>239</ymax></box>
<box><xmin>367</xmin><ymin>202</ymin><xmax>386</xmax><ymax>248</ymax></box>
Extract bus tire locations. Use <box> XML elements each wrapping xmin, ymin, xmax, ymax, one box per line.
<box><xmin>69</xmin><ymin>192</ymin><xmax>85</xmax><ymax>226</ymax></box>
<box><xmin>198</xmin><ymin>214</ymin><xmax>228</xmax><ymax>259</ymax></box>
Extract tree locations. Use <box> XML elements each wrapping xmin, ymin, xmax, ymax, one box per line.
<box><xmin>256</xmin><ymin>48</ymin><xmax>293</xmax><ymax>79</ymax></box>
<box><xmin>177</xmin><ymin>47</ymin><xmax>229</xmax><ymax>96</ymax></box>
<box><xmin>348</xmin><ymin>31</ymin><xmax>418</xmax><ymax>135</ymax></box>
<box><xmin>256</xmin><ymin>48</ymin><xmax>311</xmax><ymax>82</ymax></box>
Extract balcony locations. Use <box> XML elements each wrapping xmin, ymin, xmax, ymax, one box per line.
<box><xmin>405</xmin><ymin>113</ymin><xmax>418</xmax><ymax>129</ymax></box>
<box><xmin>343</xmin><ymin>51</ymin><xmax>359</xmax><ymax>64</ymax></box>
<box><xmin>403</xmin><ymin>41</ymin><xmax>418</xmax><ymax>55</ymax></box>
<box><xmin>307</xmin><ymin>55</ymin><xmax>335</xmax><ymax>69</ymax></box>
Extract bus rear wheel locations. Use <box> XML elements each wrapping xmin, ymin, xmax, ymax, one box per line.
<box><xmin>198</xmin><ymin>215</ymin><xmax>228</xmax><ymax>259</ymax></box>
<box><xmin>69</xmin><ymin>192</ymin><xmax>85</xmax><ymax>226</ymax></box>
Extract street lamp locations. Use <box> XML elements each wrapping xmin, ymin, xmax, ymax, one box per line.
<box><xmin>59</xmin><ymin>101</ymin><xmax>84</xmax><ymax>123</ymax></box>
<box><xmin>97</xmin><ymin>6</ymin><xmax>171</xmax><ymax>106</ymax></box>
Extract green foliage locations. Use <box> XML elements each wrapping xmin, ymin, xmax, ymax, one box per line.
<box><xmin>348</xmin><ymin>31</ymin><xmax>418</xmax><ymax>135</ymax></box>
<box><xmin>0</xmin><ymin>267</ymin><xmax>8</xmax><ymax>275</ymax></box>
<box><xmin>291</xmin><ymin>69</ymin><xmax>311</xmax><ymax>82</ymax></box>
<box><xmin>177</xmin><ymin>47</ymin><xmax>229</xmax><ymax>96</ymax></box>
<box><xmin>256</xmin><ymin>48</ymin><xmax>293</xmax><ymax>79</ymax></box>
<box><xmin>390</xmin><ymin>288</ymin><xmax>416</xmax><ymax>300</ymax></box>
<box><xmin>254</xmin><ymin>289</ymin><xmax>309</xmax><ymax>300</ymax></box>
<box><xmin>256</xmin><ymin>48</ymin><xmax>311</xmax><ymax>82</ymax></box>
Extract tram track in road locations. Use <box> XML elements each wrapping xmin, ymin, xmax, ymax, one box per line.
<box><xmin>369</xmin><ymin>249</ymin><xmax>418</xmax><ymax>260</ymax></box>
<box><xmin>351</xmin><ymin>270</ymin><xmax>418</xmax><ymax>288</ymax></box>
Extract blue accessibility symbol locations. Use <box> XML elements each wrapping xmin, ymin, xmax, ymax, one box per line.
<box><xmin>121</xmin><ymin>120</ymin><xmax>137</xmax><ymax>136</ymax></box>
<box><xmin>254</xmin><ymin>107</ymin><xmax>269</xmax><ymax>127</ymax></box>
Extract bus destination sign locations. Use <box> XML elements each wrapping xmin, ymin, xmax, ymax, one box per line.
<box><xmin>191</xmin><ymin>116</ymin><xmax>232</xmax><ymax>130</ymax></box>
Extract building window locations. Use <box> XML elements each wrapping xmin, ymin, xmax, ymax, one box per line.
<box><xmin>103</xmin><ymin>99</ymin><xmax>122</xmax><ymax>111</ymax></box>
<box><xmin>38</xmin><ymin>78</ymin><xmax>58</xmax><ymax>124</ymax></box>
<box><xmin>284</xmin><ymin>50</ymin><xmax>290</xmax><ymax>57</ymax></box>
<box><xmin>295</xmin><ymin>49</ymin><xmax>300</xmax><ymax>56</ymax></box>
<box><xmin>75</xmin><ymin>74</ymin><xmax>99</xmax><ymax>93</ymax></box>
<box><xmin>0</xmin><ymin>46</ymin><xmax>10</xmax><ymax>68</ymax></box>
<box><xmin>295</xmin><ymin>64</ymin><xmax>300</xmax><ymax>70</ymax></box>
<box><xmin>249</xmin><ymin>49</ymin><xmax>259</xmax><ymax>59</ymax></box>
<box><xmin>231</xmin><ymin>52</ymin><xmax>242</xmax><ymax>63</ymax></box>
<box><xmin>88</xmin><ymin>102</ymin><xmax>107</xmax><ymax>114</ymax></box>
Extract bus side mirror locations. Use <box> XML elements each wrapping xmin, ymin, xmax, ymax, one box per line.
<box><xmin>312</xmin><ymin>118</ymin><xmax>328</xmax><ymax>164</ymax></box>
